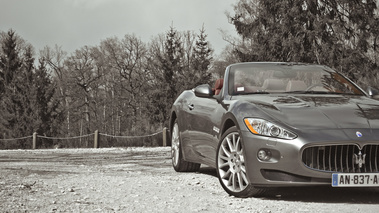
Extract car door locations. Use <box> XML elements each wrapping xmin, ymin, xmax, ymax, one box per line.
<box><xmin>186</xmin><ymin>96</ymin><xmax>225</xmax><ymax>166</ymax></box>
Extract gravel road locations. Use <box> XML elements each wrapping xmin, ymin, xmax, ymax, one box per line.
<box><xmin>0</xmin><ymin>147</ymin><xmax>378</xmax><ymax>213</ymax></box>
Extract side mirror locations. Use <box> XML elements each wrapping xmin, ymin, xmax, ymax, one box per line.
<box><xmin>366</xmin><ymin>86</ymin><xmax>379</xmax><ymax>99</ymax></box>
<box><xmin>194</xmin><ymin>84</ymin><xmax>213</xmax><ymax>98</ymax></box>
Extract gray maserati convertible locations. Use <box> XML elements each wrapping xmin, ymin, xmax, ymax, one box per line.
<box><xmin>169</xmin><ymin>62</ymin><xmax>379</xmax><ymax>197</ymax></box>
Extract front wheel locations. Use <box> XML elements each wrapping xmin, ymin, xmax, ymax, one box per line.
<box><xmin>216</xmin><ymin>126</ymin><xmax>266</xmax><ymax>197</ymax></box>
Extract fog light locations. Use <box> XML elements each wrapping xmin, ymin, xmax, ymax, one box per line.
<box><xmin>257</xmin><ymin>149</ymin><xmax>272</xmax><ymax>161</ymax></box>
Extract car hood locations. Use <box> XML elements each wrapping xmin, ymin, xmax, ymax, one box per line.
<box><xmin>236</xmin><ymin>94</ymin><xmax>379</xmax><ymax>130</ymax></box>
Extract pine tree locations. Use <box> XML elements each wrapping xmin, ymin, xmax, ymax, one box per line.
<box><xmin>33</xmin><ymin>58</ymin><xmax>62</xmax><ymax>147</ymax></box>
<box><xmin>0</xmin><ymin>30</ymin><xmax>22</xmax><ymax>96</ymax></box>
<box><xmin>0</xmin><ymin>30</ymin><xmax>24</xmax><ymax>141</ymax></box>
<box><xmin>161</xmin><ymin>26</ymin><xmax>184</xmax><ymax>97</ymax></box>
<box><xmin>0</xmin><ymin>42</ymin><xmax>37</xmax><ymax>147</ymax></box>
<box><xmin>190</xmin><ymin>25</ymin><xmax>213</xmax><ymax>87</ymax></box>
<box><xmin>150</xmin><ymin>26</ymin><xmax>185</xmax><ymax>125</ymax></box>
<box><xmin>0</xmin><ymin>30</ymin><xmax>62</xmax><ymax>148</ymax></box>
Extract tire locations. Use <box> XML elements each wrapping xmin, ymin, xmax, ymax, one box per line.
<box><xmin>171</xmin><ymin>120</ymin><xmax>200</xmax><ymax>172</ymax></box>
<box><xmin>216</xmin><ymin>126</ymin><xmax>266</xmax><ymax>197</ymax></box>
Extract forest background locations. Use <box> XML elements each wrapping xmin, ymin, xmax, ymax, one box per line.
<box><xmin>1</xmin><ymin>0</ymin><xmax>379</xmax><ymax>149</ymax></box>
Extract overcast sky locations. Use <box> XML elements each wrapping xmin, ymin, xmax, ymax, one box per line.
<box><xmin>0</xmin><ymin>0</ymin><xmax>238</xmax><ymax>55</ymax></box>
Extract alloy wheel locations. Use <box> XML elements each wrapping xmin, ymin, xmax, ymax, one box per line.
<box><xmin>171</xmin><ymin>122</ymin><xmax>180</xmax><ymax>167</ymax></box>
<box><xmin>217</xmin><ymin>131</ymin><xmax>248</xmax><ymax>193</ymax></box>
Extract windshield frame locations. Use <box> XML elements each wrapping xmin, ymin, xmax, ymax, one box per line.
<box><xmin>227</xmin><ymin>63</ymin><xmax>366</xmax><ymax>96</ymax></box>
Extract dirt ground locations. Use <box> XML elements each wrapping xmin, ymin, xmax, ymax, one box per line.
<box><xmin>0</xmin><ymin>147</ymin><xmax>378</xmax><ymax>213</ymax></box>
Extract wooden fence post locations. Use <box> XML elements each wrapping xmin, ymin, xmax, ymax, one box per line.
<box><xmin>163</xmin><ymin>127</ymin><xmax>167</xmax><ymax>147</ymax></box>
<box><xmin>94</xmin><ymin>130</ymin><xmax>99</xmax><ymax>148</ymax></box>
<box><xmin>32</xmin><ymin>132</ymin><xmax>37</xmax><ymax>149</ymax></box>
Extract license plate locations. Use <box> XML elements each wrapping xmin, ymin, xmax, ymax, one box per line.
<box><xmin>332</xmin><ymin>173</ymin><xmax>379</xmax><ymax>187</ymax></box>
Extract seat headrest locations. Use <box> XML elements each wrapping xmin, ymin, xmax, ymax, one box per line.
<box><xmin>215</xmin><ymin>79</ymin><xmax>223</xmax><ymax>90</ymax></box>
<box><xmin>214</xmin><ymin>79</ymin><xmax>224</xmax><ymax>95</ymax></box>
<box><xmin>262</xmin><ymin>79</ymin><xmax>285</xmax><ymax>91</ymax></box>
<box><xmin>286</xmin><ymin>80</ymin><xmax>307</xmax><ymax>91</ymax></box>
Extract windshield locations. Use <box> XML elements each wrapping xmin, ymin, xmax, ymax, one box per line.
<box><xmin>228</xmin><ymin>63</ymin><xmax>365</xmax><ymax>96</ymax></box>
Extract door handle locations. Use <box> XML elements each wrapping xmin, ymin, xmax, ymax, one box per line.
<box><xmin>188</xmin><ymin>104</ymin><xmax>194</xmax><ymax>110</ymax></box>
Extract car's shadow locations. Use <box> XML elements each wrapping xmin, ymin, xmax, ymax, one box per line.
<box><xmin>198</xmin><ymin>166</ymin><xmax>218</xmax><ymax>177</ymax></box>
<box><xmin>262</xmin><ymin>186</ymin><xmax>379</xmax><ymax>204</ymax></box>
<box><xmin>197</xmin><ymin>166</ymin><xmax>379</xmax><ymax>204</ymax></box>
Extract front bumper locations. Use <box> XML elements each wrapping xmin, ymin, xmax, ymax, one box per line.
<box><xmin>241</xmin><ymin>130</ymin><xmax>333</xmax><ymax>187</ymax></box>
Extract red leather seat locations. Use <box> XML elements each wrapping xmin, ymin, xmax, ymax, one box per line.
<box><xmin>214</xmin><ymin>79</ymin><xmax>224</xmax><ymax>95</ymax></box>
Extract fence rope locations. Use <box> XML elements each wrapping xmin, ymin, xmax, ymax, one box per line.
<box><xmin>0</xmin><ymin>130</ymin><xmax>163</xmax><ymax>141</ymax></box>
<box><xmin>99</xmin><ymin>130</ymin><xmax>162</xmax><ymax>139</ymax></box>
<box><xmin>37</xmin><ymin>133</ymin><xmax>95</xmax><ymax>140</ymax></box>
<box><xmin>0</xmin><ymin>135</ymin><xmax>33</xmax><ymax>141</ymax></box>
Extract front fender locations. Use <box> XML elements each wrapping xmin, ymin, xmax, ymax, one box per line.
<box><xmin>169</xmin><ymin>90</ymin><xmax>195</xmax><ymax>137</ymax></box>
<box><xmin>221</xmin><ymin>101</ymin><xmax>269</xmax><ymax>135</ymax></box>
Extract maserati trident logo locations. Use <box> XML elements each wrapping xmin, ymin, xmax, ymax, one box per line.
<box><xmin>354</xmin><ymin>150</ymin><xmax>366</xmax><ymax>168</ymax></box>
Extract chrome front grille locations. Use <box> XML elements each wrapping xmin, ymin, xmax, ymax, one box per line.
<box><xmin>302</xmin><ymin>144</ymin><xmax>379</xmax><ymax>173</ymax></box>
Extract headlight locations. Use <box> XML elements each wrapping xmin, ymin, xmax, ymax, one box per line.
<box><xmin>244</xmin><ymin>118</ymin><xmax>297</xmax><ymax>140</ymax></box>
